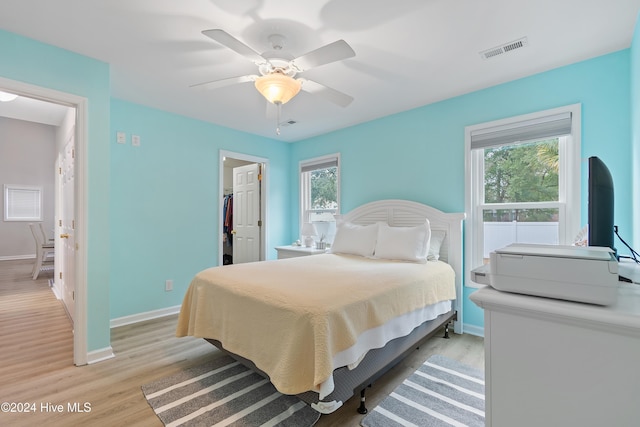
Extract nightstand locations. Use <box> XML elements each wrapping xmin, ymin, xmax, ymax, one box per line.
<box><xmin>275</xmin><ymin>245</ymin><xmax>327</xmax><ymax>259</ymax></box>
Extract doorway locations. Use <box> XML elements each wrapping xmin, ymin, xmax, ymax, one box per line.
<box><xmin>0</xmin><ymin>76</ymin><xmax>88</xmax><ymax>366</ymax></box>
<box><xmin>219</xmin><ymin>150</ymin><xmax>268</xmax><ymax>265</ymax></box>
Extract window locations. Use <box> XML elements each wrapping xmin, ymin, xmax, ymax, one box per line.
<box><xmin>4</xmin><ymin>184</ymin><xmax>43</xmax><ymax>221</ymax></box>
<box><xmin>300</xmin><ymin>154</ymin><xmax>340</xmax><ymax>243</ymax></box>
<box><xmin>465</xmin><ymin>105</ymin><xmax>581</xmax><ymax>286</ymax></box>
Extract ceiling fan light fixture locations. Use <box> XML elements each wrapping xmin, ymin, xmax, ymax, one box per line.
<box><xmin>254</xmin><ymin>73</ymin><xmax>301</xmax><ymax>105</ymax></box>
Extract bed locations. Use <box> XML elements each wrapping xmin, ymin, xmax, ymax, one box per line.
<box><xmin>176</xmin><ymin>199</ymin><xmax>465</xmax><ymax>414</ymax></box>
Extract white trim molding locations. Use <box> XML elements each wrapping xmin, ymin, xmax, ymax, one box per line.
<box><xmin>0</xmin><ymin>76</ymin><xmax>90</xmax><ymax>367</ymax></box>
<box><xmin>86</xmin><ymin>346</ymin><xmax>115</xmax><ymax>364</ymax></box>
<box><xmin>464</xmin><ymin>103</ymin><xmax>581</xmax><ymax>289</ymax></box>
<box><xmin>463</xmin><ymin>323</ymin><xmax>485</xmax><ymax>337</ymax></box>
<box><xmin>0</xmin><ymin>255</ymin><xmax>35</xmax><ymax>261</ymax></box>
<box><xmin>110</xmin><ymin>305</ymin><xmax>182</xmax><ymax>328</ymax></box>
<box><xmin>219</xmin><ymin>150</ymin><xmax>270</xmax><ymax>265</ymax></box>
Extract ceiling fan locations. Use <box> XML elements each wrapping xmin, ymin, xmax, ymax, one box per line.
<box><xmin>191</xmin><ymin>29</ymin><xmax>356</xmax><ymax>111</ymax></box>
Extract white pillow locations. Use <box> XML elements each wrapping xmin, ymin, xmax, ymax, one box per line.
<box><xmin>329</xmin><ymin>221</ymin><xmax>378</xmax><ymax>257</ymax></box>
<box><xmin>374</xmin><ymin>220</ymin><xmax>431</xmax><ymax>263</ymax></box>
<box><xmin>428</xmin><ymin>230</ymin><xmax>446</xmax><ymax>261</ymax></box>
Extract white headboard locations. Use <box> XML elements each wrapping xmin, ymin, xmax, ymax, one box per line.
<box><xmin>337</xmin><ymin>199</ymin><xmax>465</xmax><ymax>333</ymax></box>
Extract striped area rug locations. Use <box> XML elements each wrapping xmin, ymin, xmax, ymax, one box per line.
<box><xmin>142</xmin><ymin>355</ymin><xmax>320</xmax><ymax>427</ymax></box>
<box><xmin>361</xmin><ymin>355</ymin><xmax>485</xmax><ymax>427</ymax></box>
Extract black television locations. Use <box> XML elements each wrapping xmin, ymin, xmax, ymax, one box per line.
<box><xmin>588</xmin><ymin>156</ymin><xmax>616</xmax><ymax>257</ymax></box>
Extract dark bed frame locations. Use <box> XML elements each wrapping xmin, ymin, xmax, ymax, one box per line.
<box><xmin>206</xmin><ymin>309</ymin><xmax>456</xmax><ymax>413</ymax></box>
<box><xmin>202</xmin><ymin>200</ymin><xmax>465</xmax><ymax>414</ymax></box>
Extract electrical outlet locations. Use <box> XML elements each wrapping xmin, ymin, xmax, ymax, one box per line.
<box><xmin>116</xmin><ymin>132</ymin><xmax>126</xmax><ymax>144</ymax></box>
<box><xmin>165</xmin><ymin>279</ymin><xmax>173</xmax><ymax>292</ymax></box>
<box><xmin>132</xmin><ymin>135</ymin><xmax>141</xmax><ymax>146</ymax></box>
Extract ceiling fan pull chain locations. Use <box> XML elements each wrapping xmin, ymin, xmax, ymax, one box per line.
<box><xmin>276</xmin><ymin>102</ymin><xmax>282</xmax><ymax>135</ymax></box>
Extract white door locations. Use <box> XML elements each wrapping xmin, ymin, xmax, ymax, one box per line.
<box><xmin>59</xmin><ymin>134</ymin><xmax>76</xmax><ymax>322</ymax></box>
<box><xmin>232</xmin><ymin>163</ymin><xmax>261</xmax><ymax>263</ymax></box>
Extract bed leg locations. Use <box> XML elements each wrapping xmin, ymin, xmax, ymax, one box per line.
<box><xmin>443</xmin><ymin>321</ymin><xmax>450</xmax><ymax>339</ymax></box>
<box><xmin>357</xmin><ymin>387</ymin><xmax>369</xmax><ymax>414</ymax></box>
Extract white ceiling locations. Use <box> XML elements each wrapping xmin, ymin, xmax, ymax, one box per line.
<box><xmin>0</xmin><ymin>0</ymin><xmax>638</xmax><ymax>141</ymax></box>
<box><xmin>0</xmin><ymin>95</ymin><xmax>71</xmax><ymax>127</ymax></box>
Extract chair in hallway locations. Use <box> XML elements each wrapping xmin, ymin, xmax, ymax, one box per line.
<box><xmin>29</xmin><ymin>223</ymin><xmax>54</xmax><ymax>280</ymax></box>
<box><xmin>38</xmin><ymin>222</ymin><xmax>54</xmax><ymax>245</ymax></box>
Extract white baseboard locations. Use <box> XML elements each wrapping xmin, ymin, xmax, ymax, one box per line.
<box><xmin>86</xmin><ymin>346</ymin><xmax>115</xmax><ymax>364</ymax></box>
<box><xmin>110</xmin><ymin>305</ymin><xmax>182</xmax><ymax>328</ymax></box>
<box><xmin>0</xmin><ymin>254</ymin><xmax>35</xmax><ymax>261</ymax></box>
<box><xmin>463</xmin><ymin>323</ymin><xmax>485</xmax><ymax>337</ymax></box>
<box><xmin>49</xmin><ymin>279</ymin><xmax>62</xmax><ymax>299</ymax></box>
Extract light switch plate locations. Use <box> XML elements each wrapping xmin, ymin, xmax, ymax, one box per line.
<box><xmin>116</xmin><ymin>132</ymin><xmax>126</xmax><ymax>144</ymax></box>
<box><xmin>132</xmin><ymin>135</ymin><xmax>141</xmax><ymax>146</ymax></box>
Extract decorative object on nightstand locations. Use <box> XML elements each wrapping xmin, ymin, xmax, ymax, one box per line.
<box><xmin>315</xmin><ymin>233</ymin><xmax>326</xmax><ymax>250</ymax></box>
<box><xmin>301</xmin><ymin>223</ymin><xmax>318</xmax><ymax>248</ymax></box>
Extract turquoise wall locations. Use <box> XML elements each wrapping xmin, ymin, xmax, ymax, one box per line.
<box><xmin>291</xmin><ymin>50</ymin><xmax>632</xmax><ymax>331</ymax></box>
<box><xmin>109</xmin><ymin>100</ymin><xmax>290</xmax><ymax>319</ymax></box>
<box><xmin>632</xmin><ymin>13</ymin><xmax>640</xmax><ymax>248</ymax></box>
<box><xmin>1</xmin><ymin>25</ymin><xmax>636</xmax><ymax>341</ymax></box>
<box><xmin>0</xmin><ymin>29</ymin><xmax>112</xmax><ymax>351</ymax></box>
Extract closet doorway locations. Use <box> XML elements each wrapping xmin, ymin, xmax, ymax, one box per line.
<box><xmin>219</xmin><ymin>150</ymin><xmax>268</xmax><ymax>266</ymax></box>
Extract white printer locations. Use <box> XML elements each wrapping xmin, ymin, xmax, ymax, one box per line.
<box><xmin>471</xmin><ymin>244</ymin><xmax>619</xmax><ymax>305</ymax></box>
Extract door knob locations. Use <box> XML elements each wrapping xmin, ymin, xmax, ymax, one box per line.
<box><xmin>60</xmin><ymin>233</ymin><xmax>70</xmax><ymax>239</ymax></box>
<box><xmin>231</xmin><ymin>230</ymin><xmax>237</xmax><ymax>235</ymax></box>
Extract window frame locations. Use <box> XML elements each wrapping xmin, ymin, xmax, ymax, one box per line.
<box><xmin>464</xmin><ymin>104</ymin><xmax>581</xmax><ymax>288</ymax></box>
<box><xmin>4</xmin><ymin>184</ymin><xmax>43</xmax><ymax>222</ymax></box>
<box><xmin>299</xmin><ymin>153</ymin><xmax>341</xmax><ymax>237</ymax></box>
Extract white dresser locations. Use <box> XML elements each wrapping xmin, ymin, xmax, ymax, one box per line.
<box><xmin>275</xmin><ymin>245</ymin><xmax>327</xmax><ymax>259</ymax></box>
<box><xmin>470</xmin><ymin>284</ymin><xmax>640</xmax><ymax>427</ymax></box>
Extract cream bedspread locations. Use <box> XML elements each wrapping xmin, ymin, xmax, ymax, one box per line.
<box><xmin>176</xmin><ymin>253</ymin><xmax>455</xmax><ymax>396</ymax></box>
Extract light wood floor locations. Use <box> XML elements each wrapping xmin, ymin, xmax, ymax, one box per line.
<box><xmin>0</xmin><ymin>259</ymin><xmax>484</xmax><ymax>427</ymax></box>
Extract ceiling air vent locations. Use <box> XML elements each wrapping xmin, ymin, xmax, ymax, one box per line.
<box><xmin>480</xmin><ymin>37</ymin><xmax>529</xmax><ymax>60</ymax></box>
<box><xmin>279</xmin><ymin>120</ymin><xmax>297</xmax><ymax>127</ymax></box>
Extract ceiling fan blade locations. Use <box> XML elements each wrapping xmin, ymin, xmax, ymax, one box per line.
<box><xmin>292</xmin><ymin>40</ymin><xmax>355</xmax><ymax>72</ymax></box>
<box><xmin>299</xmin><ymin>79</ymin><xmax>354</xmax><ymax>107</ymax></box>
<box><xmin>190</xmin><ymin>75</ymin><xmax>257</xmax><ymax>91</ymax></box>
<box><xmin>202</xmin><ymin>29</ymin><xmax>265</xmax><ymax>64</ymax></box>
